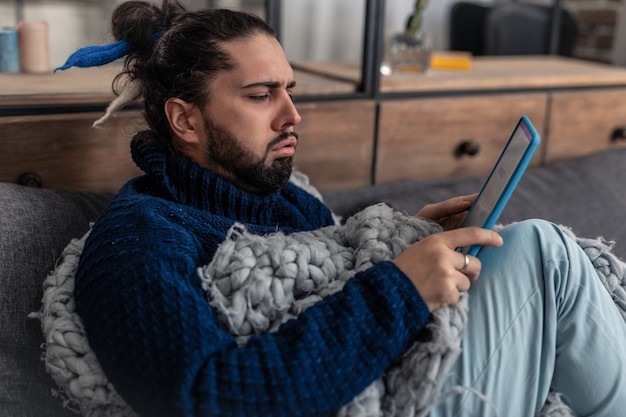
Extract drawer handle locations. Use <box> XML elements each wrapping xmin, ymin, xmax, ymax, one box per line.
<box><xmin>18</xmin><ymin>172</ymin><xmax>43</xmax><ymax>188</ymax></box>
<box><xmin>611</xmin><ymin>127</ymin><xmax>626</xmax><ymax>142</ymax></box>
<box><xmin>455</xmin><ymin>140</ymin><xmax>480</xmax><ymax>157</ymax></box>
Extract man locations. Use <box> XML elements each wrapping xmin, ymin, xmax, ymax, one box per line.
<box><xmin>63</xmin><ymin>2</ymin><xmax>626</xmax><ymax>416</ymax></box>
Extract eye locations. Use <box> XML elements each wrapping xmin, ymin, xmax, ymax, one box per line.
<box><xmin>249</xmin><ymin>94</ymin><xmax>269</xmax><ymax>102</ymax></box>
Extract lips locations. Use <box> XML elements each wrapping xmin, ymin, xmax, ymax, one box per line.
<box><xmin>271</xmin><ymin>135</ymin><xmax>297</xmax><ymax>158</ymax></box>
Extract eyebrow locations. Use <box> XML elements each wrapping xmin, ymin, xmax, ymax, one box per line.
<box><xmin>242</xmin><ymin>80</ymin><xmax>297</xmax><ymax>89</ymax></box>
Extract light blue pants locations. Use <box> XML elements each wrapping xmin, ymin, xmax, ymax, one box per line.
<box><xmin>429</xmin><ymin>219</ymin><xmax>626</xmax><ymax>417</ymax></box>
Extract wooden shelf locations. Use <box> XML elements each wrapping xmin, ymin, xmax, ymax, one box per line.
<box><xmin>293</xmin><ymin>56</ymin><xmax>626</xmax><ymax>94</ymax></box>
<box><xmin>8</xmin><ymin>56</ymin><xmax>624</xmax><ymax>109</ymax></box>
<box><xmin>0</xmin><ymin>64</ymin><xmax>358</xmax><ymax>109</ymax></box>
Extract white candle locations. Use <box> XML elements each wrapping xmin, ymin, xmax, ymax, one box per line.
<box><xmin>17</xmin><ymin>20</ymin><xmax>49</xmax><ymax>73</ymax></box>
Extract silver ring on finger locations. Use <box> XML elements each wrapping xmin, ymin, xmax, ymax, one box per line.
<box><xmin>461</xmin><ymin>254</ymin><xmax>470</xmax><ymax>272</ymax></box>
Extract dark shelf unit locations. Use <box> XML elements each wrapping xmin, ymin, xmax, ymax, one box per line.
<box><xmin>5</xmin><ymin>0</ymin><xmax>563</xmax><ymax>106</ymax></box>
<box><xmin>265</xmin><ymin>0</ymin><xmax>564</xmax><ymax>102</ymax></box>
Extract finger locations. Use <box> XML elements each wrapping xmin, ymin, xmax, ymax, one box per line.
<box><xmin>455</xmin><ymin>274</ymin><xmax>472</xmax><ymax>293</ymax></box>
<box><xmin>456</xmin><ymin>253</ymin><xmax>481</xmax><ymax>282</ymax></box>
<box><xmin>441</xmin><ymin>227</ymin><xmax>503</xmax><ymax>251</ymax></box>
<box><xmin>459</xmin><ymin>253</ymin><xmax>470</xmax><ymax>272</ymax></box>
<box><xmin>417</xmin><ymin>194</ymin><xmax>477</xmax><ymax>220</ymax></box>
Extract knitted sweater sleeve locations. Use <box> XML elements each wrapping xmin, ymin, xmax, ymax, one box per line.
<box><xmin>75</xmin><ymin>201</ymin><xmax>431</xmax><ymax>417</ymax></box>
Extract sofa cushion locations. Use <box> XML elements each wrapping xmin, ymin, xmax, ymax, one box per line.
<box><xmin>0</xmin><ymin>183</ymin><xmax>112</xmax><ymax>417</ymax></box>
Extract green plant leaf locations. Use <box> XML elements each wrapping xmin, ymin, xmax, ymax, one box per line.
<box><xmin>406</xmin><ymin>0</ymin><xmax>429</xmax><ymax>35</ymax></box>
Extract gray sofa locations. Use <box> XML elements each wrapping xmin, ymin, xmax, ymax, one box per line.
<box><xmin>2</xmin><ymin>148</ymin><xmax>625</xmax><ymax>416</ymax></box>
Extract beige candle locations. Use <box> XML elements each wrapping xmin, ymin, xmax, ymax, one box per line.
<box><xmin>17</xmin><ymin>20</ymin><xmax>49</xmax><ymax>73</ymax></box>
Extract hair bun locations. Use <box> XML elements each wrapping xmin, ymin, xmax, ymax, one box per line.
<box><xmin>111</xmin><ymin>1</ymin><xmax>168</xmax><ymax>52</ymax></box>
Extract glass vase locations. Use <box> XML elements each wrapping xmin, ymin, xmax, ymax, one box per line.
<box><xmin>385</xmin><ymin>31</ymin><xmax>432</xmax><ymax>75</ymax></box>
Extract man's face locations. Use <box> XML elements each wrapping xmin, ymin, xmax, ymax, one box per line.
<box><xmin>198</xmin><ymin>34</ymin><xmax>302</xmax><ymax>193</ymax></box>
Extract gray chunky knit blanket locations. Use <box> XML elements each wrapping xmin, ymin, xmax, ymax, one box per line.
<box><xmin>33</xmin><ymin>204</ymin><xmax>626</xmax><ymax>417</ymax></box>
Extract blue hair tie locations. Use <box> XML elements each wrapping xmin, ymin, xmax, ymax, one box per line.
<box><xmin>54</xmin><ymin>32</ymin><xmax>162</xmax><ymax>73</ymax></box>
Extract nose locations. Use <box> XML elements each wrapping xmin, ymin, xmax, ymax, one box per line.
<box><xmin>272</xmin><ymin>92</ymin><xmax>301</xmax><ymax>131</ymax></box>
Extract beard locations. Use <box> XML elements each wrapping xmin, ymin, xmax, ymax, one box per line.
<box><xmin>202</xmin><ymin>118</ymin><xmax>296</xmax><ymax>194</ymax></box>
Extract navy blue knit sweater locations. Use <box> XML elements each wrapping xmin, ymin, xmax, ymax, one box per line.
<box><xmin>74</xmin><ymin>133</ymin><xmax>431</xmax><ymax>417</ymax></box>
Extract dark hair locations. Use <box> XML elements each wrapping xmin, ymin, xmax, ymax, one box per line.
<box><xmin>111</xmin><ymin>0</ymin><xmax>276</xmax><ymax>150</ymax></box>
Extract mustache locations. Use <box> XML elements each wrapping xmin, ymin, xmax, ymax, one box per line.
<box><xmin>268</xmin><ymin>131</ymin><xmax>299</xmax><ymax>149</ymax></box>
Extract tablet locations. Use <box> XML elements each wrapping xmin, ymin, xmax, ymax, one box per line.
<box><xmin>460</xmin><ymin>115</ymin><xmax>541</xmax><ymax>256</ymax></box>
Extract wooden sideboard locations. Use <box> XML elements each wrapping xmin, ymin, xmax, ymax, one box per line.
<box><xmin>2</xmin><ymin>56</ymin><xmax>626</xmax><ymax>193</ymax></box>
<box><xmin>0</xmin><ymin>65</ymin><xmax>370</xmax><ymax>193</ymax></box>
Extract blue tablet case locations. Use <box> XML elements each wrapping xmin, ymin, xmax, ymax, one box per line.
<box><xmin>461</xmin><ymin>115</ymin><xmax>541</xmax><ymax>256</ymax></box>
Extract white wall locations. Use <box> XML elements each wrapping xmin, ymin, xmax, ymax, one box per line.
<box><xmin>281</xmin><ymin>0</ymin><xmax>366</xmax><ymax>62</ymax></box>
<box><xmin>0</xmin><ymin>1</ymin><xmax>121</xmax><ymax>69</ymax></box>
<box><xmin>281</xmin><ymin>0</ymin><xmax>496</xmax><ymax>62</ymax></box>
<box><xmin>0</xmin><ymin>0</ymin><xmax>226</xmax><ymax>69</ymax></box>
<box><xmin>1</xmin><ymin>0</ymin><xmax>488</xmax><ymax>67</ymax></box>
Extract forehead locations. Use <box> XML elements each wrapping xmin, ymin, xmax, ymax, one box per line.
<box><xmin>217</xmin><ymin>34</ymin><xmax>294</xmax><ymax>85</ymax></box>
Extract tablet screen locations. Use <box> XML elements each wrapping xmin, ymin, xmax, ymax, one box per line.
<box><xmin>462</xmin><ymin>119</ymin><xmax>535</xmax><ymax>228</ymax></box>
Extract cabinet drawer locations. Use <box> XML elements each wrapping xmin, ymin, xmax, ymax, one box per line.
<box><xmin>0</xmin><ymin>111</ymin><xmax>143</xmax><ymax>193</ymax></box>
<box><xmin>294</xmin><ymin>100</ymin><xmax>375</xmax><ymax>192</ymax></box>
<box><xmin>375</xmin><ymin>93</ymin><xmax>547</xmax><ymax>183</ymax></box>
<box><xmin>1</xmin><ymin>102</ymin><xmax>375</xmax><ymax>194</ymax></box>
<box><xmin>546</xmin><ymin>89</ymin><xmax>626</xmax><ymax>163</ymax></box>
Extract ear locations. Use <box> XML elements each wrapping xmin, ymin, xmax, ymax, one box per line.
<box><xmin>164</xmin><ymin>98</ymin><xmax>204</xmax><ymax>147</ymax></box>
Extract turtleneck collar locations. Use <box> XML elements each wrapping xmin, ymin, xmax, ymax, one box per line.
<box><xmin>130</xmin><ymin>131</ymin><xmax>284</xmax><ymax>224</ymax></box>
